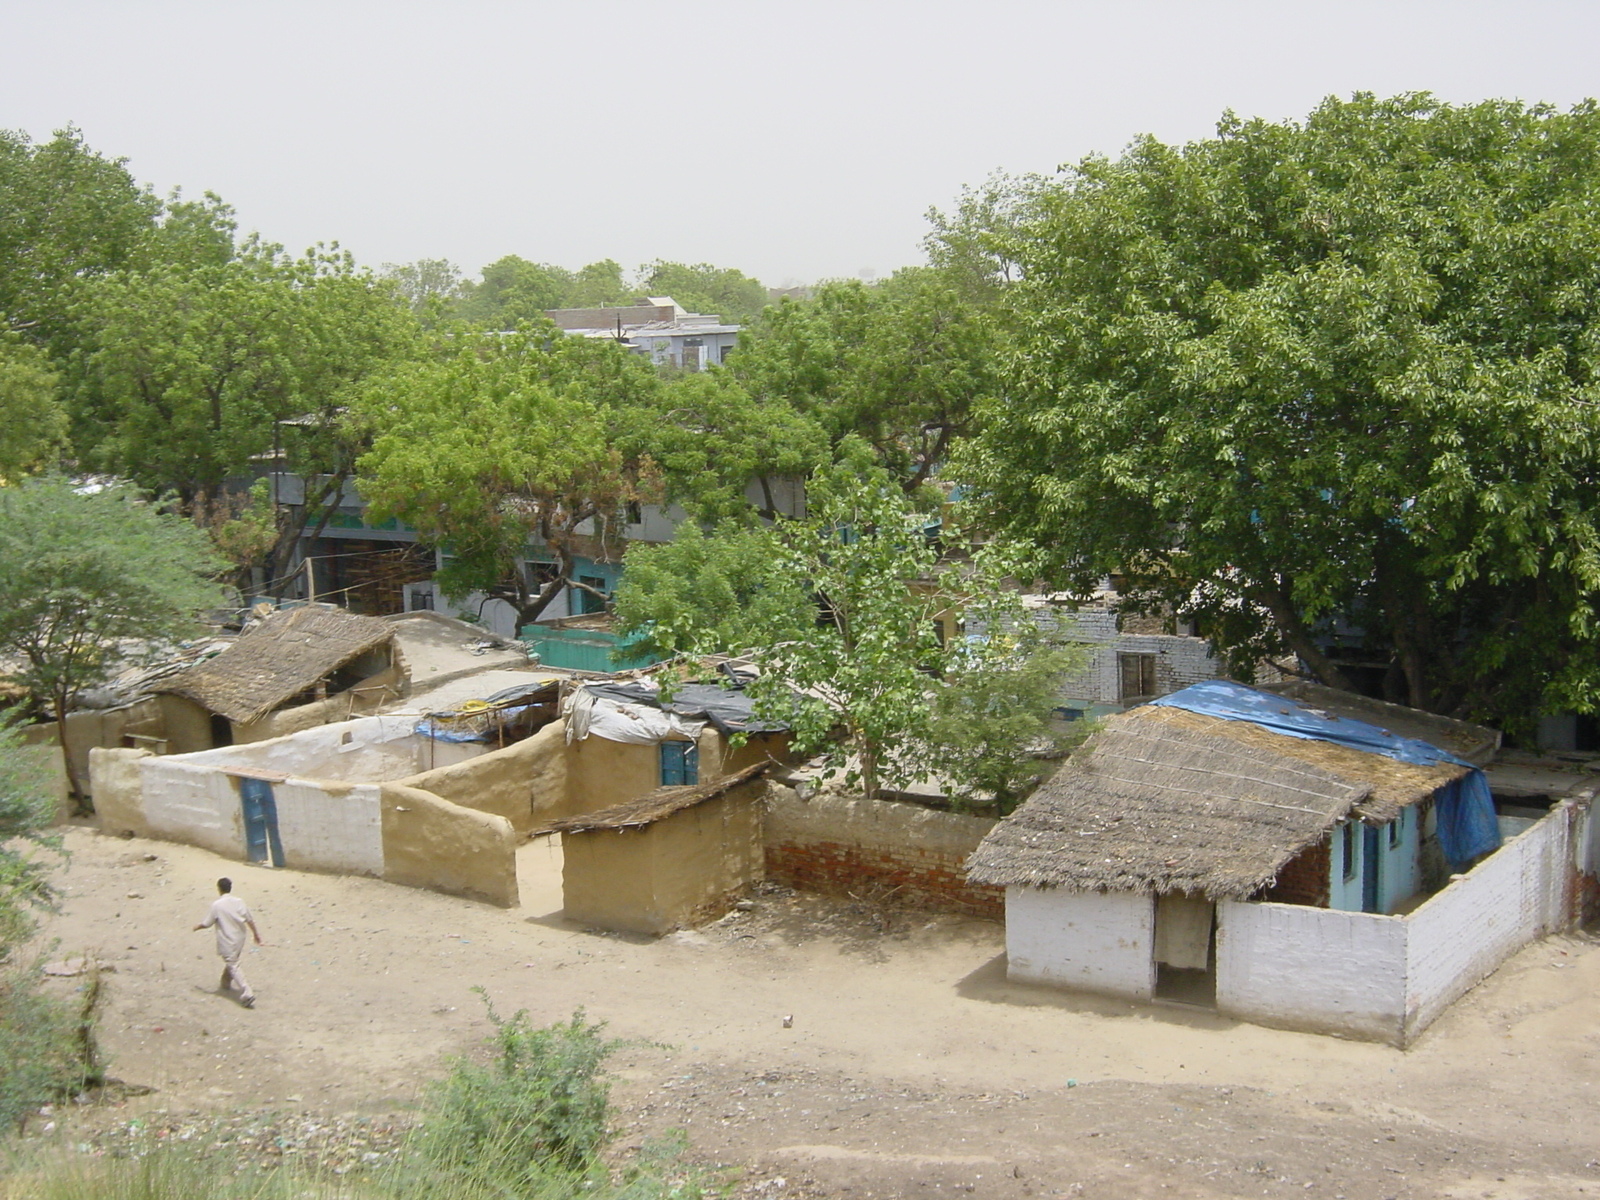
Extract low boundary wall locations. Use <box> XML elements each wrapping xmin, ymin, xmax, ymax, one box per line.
<box><xmin>89</xmin><ymin>745</ymin><xmax>519</xmax><ymax>907</ymax></box>
<box><xmin>764</xmin><ymin>786</ymin><xmax>1002</xmax><ymax>919</ymax></box>
<box><xmin>1214</xmin><ymin>795</ymin><xmax>1595</xmax><ymax>1045</ymax></box>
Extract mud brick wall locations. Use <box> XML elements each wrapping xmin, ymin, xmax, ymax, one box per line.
<box><xmin>763</xmin><ymin>785</ymin><xmax>1003</xmax><ymax>920</ymax></box>
<box><xmin>1259</xmin><ymin>834</ymin><xmax>1331</xmax><ymax>907</ymax></box>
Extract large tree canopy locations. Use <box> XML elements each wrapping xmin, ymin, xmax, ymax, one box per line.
<box><xmin>68</xmin><ymin>244</ymin><xmax>421</xmax><ymax>592</ymax></box>
<box><xmin>616</xmin><ymin>443</ymin><xmax>1082</xmax><ymax>803</ymax></box>
<box><xmin>959</xmin><ymin>94</ymin><xmax>1600</xmax><ymax>731</ymax></box>
<box><xmin>350</xmin><ymin>326</ymin><xmax>665</xmax><ymax>627</ymax></box>
<box><xmin>734</xmin><ymin>268</ymin><xmax>999</xmax><ymax>491</ymax></box>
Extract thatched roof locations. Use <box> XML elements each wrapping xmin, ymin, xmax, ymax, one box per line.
<box><xmin>157</xmin><ymin>605</ymin><xmax>393</xmax><ymax>724</ymax></box>
<box><xmin>965</xmin><ymin>703</ymin><xmax>1473</xmax><ymax>900</ymax></box>
<box><xmin>533</xmin><ymin>762</ymin><xmax>770</xmax><ymax>837</ymax></box>
<box><xmin>1258</xmin><ymin>680</ymin><xmax>1501</xmax><ymax>765</ymax></box>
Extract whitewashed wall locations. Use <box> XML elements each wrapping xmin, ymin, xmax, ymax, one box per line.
<box><xmin>1215</xmin><ymin>900</ymin><xmax>1407</xmax><ymax>1043</ymax></box>
<box><xmin>138</xmin><ymin>756</ymin><xmax>244</xmax><ymax>859</ymax></box>
<box><xmin>1005</xmin><ymin>887</ymin><xmax>1155</xmax><ymax>999</ymax></box>
<box><xmin>178</xmin><ymin>715</ymin><xmax>479</xmax><ymax>783</ymax></box>
<box><xmin>270</xmin><ymin>780</ymin><xmax>385</xmax><ymax>876</ymax></box>
<box><xmin>1402</xmin><ymin>806</ymin><xmax>1573</xmax><ymax>1038</ymax></box>
<box><xmin>1010</xmin><ymin>798</ymin><xmax>1596</xmax><ymax>1045</ymax></box>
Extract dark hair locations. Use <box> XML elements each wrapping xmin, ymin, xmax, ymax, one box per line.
<box><xmin>217</xmin><ymin>878</ymin><xmax>233</xmax><ymax>894</ymax></box>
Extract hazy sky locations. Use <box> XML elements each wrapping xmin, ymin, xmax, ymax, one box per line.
<box><xmin>4</xmin><ymin>2</ymin><xmax>1597</xmax><ymax>288</ymax></box>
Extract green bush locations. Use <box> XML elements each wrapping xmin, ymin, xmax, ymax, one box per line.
<box><xmin>411</xmin><ymin>996</ymin><xmax>616</xmax><ymax>1187</ymax></box>
<box><xmin>0</xmin><ymin>963</ymin><xmax>96</xmax><ymax>1133</ymax></box>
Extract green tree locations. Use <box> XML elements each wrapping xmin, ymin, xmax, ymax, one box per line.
<box><xmin>350</xmin><ymin>325</ymin><xmax>663</xmax><ymax>627</ymax></box>
<box><xmin>0</xmin><ymin>127</ymin><xmax>161</xmax><ymax>347</ymax></box>
<box><xmin>627</xmin><ymin>369</ymin><xmax>829</xmax><ymax>522</ymax></box>
<box><xmin>958</xmin><ymin>93</ymin><xmax>1600</xmax><ymax>731</ymax></box>
<box><xmin>69</xmin><ymin>244</ymin><xmax>420</xmax><ymax>588</ymax></box>
<box><xmin>456</xmin><ymin>255</ymin><xmax>574</xmax><ymax>327</ymax></box>
<box><xmin>616</xmin><ymin>443</ymin><xmax>1074</xmax><ymax>800</ymax></box>
<box><xmin>929</xmin><ymin>635</ymin><xmax>1085</xmax><ymax>812</ymax></box>
<box><xmin>0</xmin><ymin>478</ymin><xmax>223</xmax><ymax>803</ymax></box>
<box><xmin>638</xmin><ymin>260</ymin><xmax>768</xmax><ymax>323</ymax></box>
<box><xmin>0</xmin><ymin>711</ymin><xmax>57</xmax><ymax>957</ymax></box>
<box><xmin>0</xmin><ymin>335</ymin><xmax>67</xmax><ymax>479</ymax></box>
<box><xmin>380</xmin><ymin>257</ymin><xmax>465</xmax><ymax>319</ymax></box>
<box><xmin>734</xmin><ymin>268</ymin><xmax>999</xmax><ymax>490</ymax></box>
<box><xmin>565</xmin><ymin>258</ymin><xmax>630</xmax><ymax>308</ymax></box>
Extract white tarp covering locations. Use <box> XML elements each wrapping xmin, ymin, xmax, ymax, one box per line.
<box><xmin>564</xmin><ymin>682</ymin><xmax>706</xmax><ymax>745</ymax></box>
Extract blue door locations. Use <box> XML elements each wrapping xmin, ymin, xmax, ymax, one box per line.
<box><xmin>238</xmin><ymin>777</ymin><xmax>285</xmax><ymax>867</ymax></box>
<box><xmin>1361</xmin><ymin>824</ymin><xmax>1381</xmax><ymax>913</ymax></box>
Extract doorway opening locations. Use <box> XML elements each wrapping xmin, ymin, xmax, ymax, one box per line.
<box><xmin>1153</xmin><ymin>893</ymin><xmax>1216</xmax><ymax>1007</ymax></box>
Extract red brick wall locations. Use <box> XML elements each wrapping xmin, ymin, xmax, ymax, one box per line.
<box><xmin>1259</xmin><ymin>835</ymin><xmax>1331</xmax><ymax>907</ymax></box>
<box><xmin>765</xmin><ymin>839</ymin><xmax>1004</xmax><ymax>920</ymax></box>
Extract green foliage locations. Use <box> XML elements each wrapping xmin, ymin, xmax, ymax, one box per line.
<box><xmin>0</xmin><ymin>127</ymin><xmax>161</xmax><ymax>348</ymax></box>
<box><xmin>380</xmin><ymin>258</ymin><xmax>466</xmax><ymax>319</ymax></box>
<box><xmin>627</xmin><ymin>369</ymin><xmax>829</xmax><ymax>522</ymax></box>
<box><xmin>922</xmin><ymin>171</ymin><xmax>1045</xmax><ymax>301</ymax></box>
<box><xmin>619</xmin><ymin>444</ymin><xmax>1070</xmax><ymax>801</ymax></box>
<box><xmin>414</xmin><ymin>998</ymin><xmax>617</xmax><ymax>1184</ymax></box>
<box><xmin>0</xmin><ymin>962</ymin><xmax>92</xmax><ymax>1135</ymax></box>
<box><xmin>930</xmin><ymin>635</ymin><xmax>1087</xmax><ymax>814</ymax></box>
<box><xmin>613</xmin><ymin>521</ymin><xmax>812</xmax><ymax>663</ymax></box>
<box><xmin>2</xmin><ymin>999</ymin><xmax>699</xmax><ymax>1199</ymax></box>
<box><xmin>456</xmin><ymin>257</ymin><xmax>635</xmax><ymax>328</ymax></box>
<box><xmin>959</xmin><ymin>93</ymin><xmax>1600</xmax><ymax>730</ymax></box>
<box><xmin>456</xmin><ymin>256</ymin><xmax>578</xmax><ymax>327</ymax></box>
<box><xmin>733</xmin><ymin>268</ymin><xmax>998</xmax><ymax>489</ymax></box>
<box><xmin>69</xmin><ymin>244</ymin><xmax>420</xmax><ymax>508</ymax></box>
<box><xmin>456</xmin><ymin>256</ymin><xmax>767</xmax><ymax>329</ymax></box>
<box><xmin>0</xmin><ymin>336</ymin><xmax>66</xmax><ymax>480</ymax></box>
<box><xmin>0</xmin><ymin>713</ymin><xmax>59</xmax><ymax>957</ymax></box>
<box><xmin>351</xmin><ymin>327</ymin><xmax>663</xmax><ymax>625</ymax></box>
<box><xmin>637</xmin><ymin>260</ymin><xmax>768</xmax><ymax>324</ymax></box>
<box><xmin>0</xmin><ymin>478</ymin><xmax>223</xmax><ymax>797</ymax></box>
<box><xmin>0</xmin><ymin>708</ymin><xmax>84</xmax><ymax>1137</ymax></box>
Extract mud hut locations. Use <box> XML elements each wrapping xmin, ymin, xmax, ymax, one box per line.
<box><xmin>155</xmin><ymin>605</ymin><xmax>402</xmax><ymax>747</ymax></box>
<box><xmin>535</xmin><ymin>762</ymin><xmax>770</xmax><ymax>935</ymax></box>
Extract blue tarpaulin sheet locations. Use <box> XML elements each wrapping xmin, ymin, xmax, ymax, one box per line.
<box><xmin>1150</xmin><ymin>680</ymin><xmax>1501</xmax><ymax>867</ymax></box>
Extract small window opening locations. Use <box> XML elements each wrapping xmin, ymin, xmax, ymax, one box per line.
<box><xmin>1342</xmin><ymin>822</ymin><xmax>1358</xmax><ymax>881</ymax></box>
<box><xmin>660</xmin><ymin>740</ymin><xmax>699</xmax><ymax>786</ymax></box>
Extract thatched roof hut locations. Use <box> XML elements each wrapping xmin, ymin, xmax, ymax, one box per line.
<box><xmin>157</xmin><ymin>605</ymin><xmax>394</xmax><ymax>725</ymax></box>
<box><xmin>966</xmin><ymin>694</ymin><xmax>1482</xmax><ymax>901</ymax></box>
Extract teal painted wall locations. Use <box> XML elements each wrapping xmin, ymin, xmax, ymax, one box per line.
<box><xmin>1376</xmin><ymin>807</ymin><xmax>1421</xmax><ymax>913</ymax></box>
<box><xmin>1329</xmin><ymin>809</ymin><xmax>1422</xmax><ymax>914</ymax></box>
<box><xmin>1330</xmin><ymin>819</ymin><xmax>1365</xmax><ymax>912</ymax></box>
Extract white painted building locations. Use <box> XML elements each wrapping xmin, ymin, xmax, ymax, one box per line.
<box><xmin>968</xmin><ymin>681</ymin><xmax>1599</xmax><ymax>1045</ymax></box>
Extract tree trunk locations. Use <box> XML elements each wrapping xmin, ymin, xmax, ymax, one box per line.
<box><xmin>52</xmin><ymin>690</ymin><xmax>85</xmax><ymax>815</ymax></box>
<box><xmin>858</xmin><ymin>742</ymin><xmax>881</xmax><ymax>801</ymax></box>
<box><xmin>1253</xmin><ymin>580</ymin><xmax>1359</xmax><ymax>694</ymax></box>
<box><xmin>271</xmin><ymin>468</ymin><xmax>352</xmax><ymax>601</ymax></box>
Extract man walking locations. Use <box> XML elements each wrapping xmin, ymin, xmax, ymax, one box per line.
<box><xmin>193</xmin><ymin>877</ymin><xmax>262</xmax><ymax>1007</ymax></box>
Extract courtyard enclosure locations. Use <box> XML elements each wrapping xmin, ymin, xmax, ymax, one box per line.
<box><xmin>964</xmin><ymin>682</ymin><xmax>1592</xmax><ymax>1041</ymax></box>
<box><xmin>89</xmin><ymin>713</ymin><xmax>521</xmax><ymax>906</ymax></box>
<box><xmin>999</xmin><ymin>791</ymin><xmax>1596</xmax><ymax>1045</ymax></box>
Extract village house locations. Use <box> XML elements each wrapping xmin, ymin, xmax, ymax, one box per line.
<box><xmin>966</xmin><ymin>679</ymin><xmax>1599</xmax><ymax>1045</ymax></box>
<box><xmin>545</xmin><ymin>297</ymin><xmax>742</xmax><ymax>371</ymax></box>
<box><xmin>88</xmin><ymin>669</ymin><xmax>795</xmax><ymax>920</ymax></box>
<box><xmin>152</xmin><ymin>604</ymin><xmax>404</xmax><ymax>751</ymax></box>
<box><xmin>534</xmin><ymin>763</ymin><xmax>772</xmax><ymax>935</ymax></box>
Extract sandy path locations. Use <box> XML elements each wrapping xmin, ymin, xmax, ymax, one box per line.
<box><xmin>27</xmin><ymin>825</ymin><xmax>1600</xmax><ymax>1198</ymax></box>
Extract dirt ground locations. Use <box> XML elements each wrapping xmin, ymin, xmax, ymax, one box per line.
<box><xmin>21</xmin><ymin>824</ymin><xmax>1600</xmax><ymax>1199</ymax></box>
